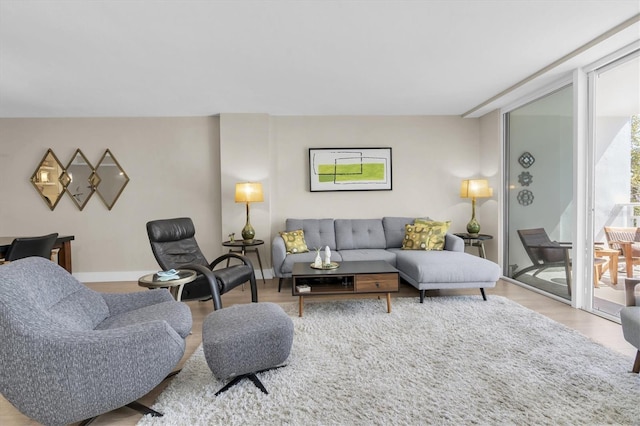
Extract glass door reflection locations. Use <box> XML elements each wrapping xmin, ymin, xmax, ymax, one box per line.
<box><xmin>505</xmin><ymin>85</ymin><xmax>575</xmax><ymax>301</ymax></box>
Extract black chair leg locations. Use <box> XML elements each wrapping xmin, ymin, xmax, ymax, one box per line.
<box><xmin>419</xmin><ymin>290</ymin><xmax>425</xmax><ymax>303</ymax></box>
<box><xmin>480</xmin><ymin>288</ymin><xmax>487</xmax><ymax>301</ymax></box>
<box><xmin>126</xmin><ymin>401</ymin><xmax>163</xmax><ymax>417</ymax></box>
<box><xmin>78</xmin><ymin>401</ymin><xmax>162</xmax><ymax>425</ymax></box>
<box><xmin>249</xmin><ymin>275</ymin><xmax>258</xmax><ymax>303</ymax></box>
<box><xmin>278</xmin><ymin>278</ymin><xmax>283</xmax><ymax>292</ymax></box>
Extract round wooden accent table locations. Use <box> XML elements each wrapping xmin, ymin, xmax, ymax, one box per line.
<box><xmin>138</xmin><ymin>269</ymin><xmax>197</xmax><ymax>301</ymax></box>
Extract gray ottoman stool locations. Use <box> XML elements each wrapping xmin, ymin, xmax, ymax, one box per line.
<box><xmin>203</xmin><ymin>302</ymin><xmax>294</xmax><ymax>395</ymax></box>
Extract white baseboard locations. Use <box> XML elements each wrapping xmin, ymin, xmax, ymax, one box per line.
<box><xmin>75</xmin><ymin>268</ymin><xmax>274</xmax><ymax>283</ymax></box>
<box><xmin>73</xmin><ymin>270</ymin><xmax>156</xmax><ymax>283</ymax></box>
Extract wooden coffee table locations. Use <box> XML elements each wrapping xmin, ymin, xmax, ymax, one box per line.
<box><xmin>291</xmin><ymin>260</ymin><xmax>399</xmax><ymax>317</ymax></box>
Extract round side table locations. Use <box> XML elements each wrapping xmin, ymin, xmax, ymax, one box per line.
<box><xmin>138</xmin><ymin>269</ymin><xmax>197</xmax><ymax>301</ymax></box>
<box><xmin>222</xmin><ymin>239</ymin><xmax>266</xmax><ymax>285</ymax></box>
<box><xmin>453</xmin><ymin>233</ymin><xmax>493</xmax><ymax>259</ymax></box>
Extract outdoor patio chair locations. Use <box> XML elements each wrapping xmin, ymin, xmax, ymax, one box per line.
<box><xmin>604</xmin><ymin>226</ymin><xmax>640</xmax><ymax>278</ymax></box>
<box><xmin>514</xmin><ymin>228</ymin><xmax>573</xmax><ymax>295</ymax></box>
<box><xmin>514</xmin><ymin>228</ymin><xmax>607</xmax><ymax>295</ymax></box>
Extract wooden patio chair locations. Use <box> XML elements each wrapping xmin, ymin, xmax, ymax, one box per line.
<box><xmin>604</xmin><ymin>226</ymin><xmax>640</xmax><ymax>278</ymax></box>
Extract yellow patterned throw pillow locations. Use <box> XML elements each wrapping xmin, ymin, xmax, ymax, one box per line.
<box><xmin>402</xmin><ymin>220</ymin><xmax>451</xmax><ymax>251</ymax></box>
<box><xmin>279</xmin><ymin>229</ymin><xmax>309</xmax><ymax>254</ymax></box>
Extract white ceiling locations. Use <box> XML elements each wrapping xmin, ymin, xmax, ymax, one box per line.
<box><xmin>0</xmin><ymin>1</ymin><xmax>639</xmax><ymax>118</ymax></box>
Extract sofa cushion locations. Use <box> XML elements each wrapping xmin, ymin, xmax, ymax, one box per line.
<box><xmin>338</xmin><ymin>249</ymin><xmax>397</xmax><ymax>266</ymax></box>
<box><xmin>279</xmin><ymin>229</ymin><xmax>309</xmax><ymax>254</ymax></box>
<box><xmin>335</xmin><ymin>219</ymin><xmax>386</xmax><ymax>250</ymax></box>
<box><xmin>286</xmin><ymin>219</ymin><xmax>336</xmax><ymax>250</ymax></box>
<box><xmin>402</xmin><ymin>220</ymin><xmax>450</xmax><ymax>251</ymax></box>
<box><xmin>382</xmin><ymin>217</ymin><xmax>416</xmax><ymax>248</ymax></box>
<box><xmin>392</xmin><ymin>249</ymin><xmax>500</xmax><ymax>284</ymax></box>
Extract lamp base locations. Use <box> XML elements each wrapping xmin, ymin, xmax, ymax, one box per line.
<box><xmin>466</xmin><ymin>217</ymin><xmax>480</xmax><ymax>238</ymax></box>
<box><xmin>466</xmin><ymin>196</ymin><xmax>480</xmax><ymax>238</ymax></box>
<box><xmin>241</xmin><ymin>223</ymin><xmax>255</xmax><ymax>241</ymax></box>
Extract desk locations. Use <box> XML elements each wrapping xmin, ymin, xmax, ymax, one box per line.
<box><xmin>222</xmin><ymin>239</ymin><xmax>266</xmax><ymax>284</ymax></box>
<box><xmin>0</xmin><ymin>235</ymin><xmax>75</xmax><ymax>273</ymax></box>
<box><xmin>453</xmin><ymin>233</ymin><xmax>493</xmax><ymax>259</ymax></box>
<box><xmin>138</xmin><ymin>269</ymin><xmax>197</xmax><ymax>301</ymax></box>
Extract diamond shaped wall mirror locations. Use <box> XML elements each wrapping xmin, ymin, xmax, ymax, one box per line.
<box><xmin>63</xmin><ymin>149</ymin><xmax>95</xmax><ymax>210</ymax></box>
<box><xmin>95</xmin><ymin>149</ymin><xmax>129</xmax><ymax>210</ymax></box>
<box><xmin>30</xmin><ymin>149</ymin><xmax>66</xmax><ymax>210</ymax></box>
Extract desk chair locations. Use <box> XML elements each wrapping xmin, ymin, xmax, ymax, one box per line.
<box><xmin>2</xmin><ymin>233</ymin><xmax>58</xmax><ymax>263</ymax></box>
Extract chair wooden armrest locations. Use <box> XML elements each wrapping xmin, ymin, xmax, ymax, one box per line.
<box><xmin>615</xmin><ymin>241</ymin><xmax>637</xmax><ymax>277</ymax></box>
<box><xmin>528</xmin><ymin>243</ymin><xmax>572</xmax><ymax>249</ymax></box>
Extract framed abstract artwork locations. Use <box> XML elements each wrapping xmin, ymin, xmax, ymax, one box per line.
<box><xmin>309</xmin><ymin>147</ymin><xmax>392</xmax><ymax>192</ymax></box>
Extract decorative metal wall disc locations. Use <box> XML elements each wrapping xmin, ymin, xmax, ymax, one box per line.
<box><xmin>518</xmin><ymin>152</ymin><xmax>535</xmax><ymax>168</ymax></box>
<box><xmin>518</xmin><ymin>171</ymin><xmax>533</xmax><ymax>186</ymax></box>
<box><xmin>517</xmin><ymin>189</ymin><xmax>534</xmax><ymax>206</ymax></box>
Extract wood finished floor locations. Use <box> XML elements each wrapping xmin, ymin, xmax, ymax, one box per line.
<box><xmin>1</xmin><ymin>279</ymin><xmax>636</xmax><ymax>426</ymax></box>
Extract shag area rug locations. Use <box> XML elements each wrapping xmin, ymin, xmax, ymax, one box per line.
<box><xmin>138</xmin><ymin>296</ymin><xmax>640</xmax><ymax>425</ymax></box>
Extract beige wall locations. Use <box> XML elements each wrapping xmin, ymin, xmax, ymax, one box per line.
<box><xmin>0</xmin><ymin>117</ymin><xmax>221</xmax><ymax>281</ymax></box>
<box><xmin>268</xmin><ymin>115</ymin><xmax>482</xmax><ymax>225</ymax></box>
<box><xmin>1</xmin><ymin>113</ymin><xmax>502</xmax><ymax>281</ymax></box>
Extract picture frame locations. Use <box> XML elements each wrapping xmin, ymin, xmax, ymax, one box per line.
<box><xmin>309</xmin><ymin>147</ymin><xmax>392</xmax><ymax>192</ymax></box>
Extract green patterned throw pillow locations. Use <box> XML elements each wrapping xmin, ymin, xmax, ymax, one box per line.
<box><xmin>280</xmin><ymin>229</ymin><xmax>309</xmax><ymax>254</ymax></box>
<box><xmin>402</xmin><ymin>220</ymin><xmax>451</xmax><ymax>251</ymax></box>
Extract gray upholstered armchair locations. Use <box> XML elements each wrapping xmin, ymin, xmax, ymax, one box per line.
<box><xmin>621</xmin><ymin>278</ymin><xmax>640</xmax><ymax>373</ymax></box>
<box><xmin>0</xmin><ymin>257</ymin><xmax>192</xmax><ymax>425</ymax></box>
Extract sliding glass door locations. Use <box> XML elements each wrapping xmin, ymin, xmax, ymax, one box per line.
<box><xmin>591</xmin><ymin>52</ymin><xmax>640</xmax><ymax>316</ymax></box>
<box><xmin>505</xmin><ymin>85</ymin><xmax>574</xmax><ymax>301</ymax></box>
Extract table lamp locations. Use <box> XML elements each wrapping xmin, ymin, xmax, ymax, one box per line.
<box><xmin>235</xmin><ymin>182</ymin><xmax>264</xmax><ymax>241</ymax></box>
<box><xmin>460</xmin><ymin>179</ymin><xmax>493</xmax><ymax>237</ymax></box>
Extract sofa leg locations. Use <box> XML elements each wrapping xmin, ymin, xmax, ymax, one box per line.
<box><xmin>480</xmin><ymin>288</ymin><xmax>487</xmax><ymax>301</ymax></box>
<box><xmin>633</xmin><ymin>350</ymin><xmax>640</xmax><ymax>374</ymax></box>
<box><xmin>419</xmin><ymin>290</ymin><xmax>425</xmax><ymax>303</ymax></box>
<box><xmin>278</xmin><ymin>278</ymin><xmax>283</xmax><ymax>292</ymax></box>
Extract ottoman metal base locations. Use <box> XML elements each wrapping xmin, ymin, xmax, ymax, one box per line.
<box><xmin>203</xmin><ymin>302</ymin><xmax>294</xmax><ymax>395</ymax></box>
<box><xmin>214</xmin><ymin>365</ymin><xmax>286</xmax><ymax>395</ymax></box>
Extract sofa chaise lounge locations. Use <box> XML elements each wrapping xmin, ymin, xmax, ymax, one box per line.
<box><xmin>273</xmin><ymin>217</ymin><xmax>501</xmax><ymax>302</ymax></box>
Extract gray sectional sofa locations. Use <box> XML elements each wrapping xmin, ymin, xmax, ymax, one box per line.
<box><xmin>272</xmin><ymin>217</ymin><xmax>501</xmax><ymax>302</ymax></box>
